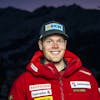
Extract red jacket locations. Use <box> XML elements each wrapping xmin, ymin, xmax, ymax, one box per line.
<box><xmin>9</xmin><ymin>50</ymin><xmax>100</xmax><ymax>100</ymax></box>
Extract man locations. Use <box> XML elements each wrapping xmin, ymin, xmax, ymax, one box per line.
<box><xmin>8</xmin><ymin>21</ymin><xmax>100</xmax><ymax>100</ymax></box>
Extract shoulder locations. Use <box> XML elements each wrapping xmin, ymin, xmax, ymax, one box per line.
<box><xmin>78</xmin><ymin>66</ymin><xmax>98</xmax><ymax>83</ymax></box>
<box><xmin>12</xmin><ymin>71</ymin><xmax>32</xmax><ymax>86</ymax></box>
<box><xmin>78</xmin><ymin>66</ymin><xmax>92</xmax><ymax>76</ymax></box>
<box><xmin>78</xmin><ymin>66</ymin><xmax>99</xmax><ymax>86</ymax></box>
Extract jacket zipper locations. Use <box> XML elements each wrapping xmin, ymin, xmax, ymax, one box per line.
<box><xmin>59</xmin><ymin>77</ymin><xmax>64</xmax><ymax>100</ymax></box>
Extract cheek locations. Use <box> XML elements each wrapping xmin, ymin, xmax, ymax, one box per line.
<box><xmin>60</xmin><ymin>50</ymin><xmax>66</xmax><ymax>57</ymax></box>
<box><xmin>63</xmin><ymin>44</ymin><xmax>67</xmax><ymax>50</ymax></box>
<box><xmin>60</xmin><ymin>46</ymin><xmax>66</xmax><ymax>50</ymax></box>
<box><xmin>42</xmin><ymin>46</ymin><xmax>49</xmax><ymax>56</ymax></box>
<box><xmin>42</xmin><ymin>45</ymin><xmax>51</xmax><ymax>51</ymax></box>
<box><xmin>43</xmin><ymin>50</ymin><xmax>51</xmax><ymax>60</ymax></box>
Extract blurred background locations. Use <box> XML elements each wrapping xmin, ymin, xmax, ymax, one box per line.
<box><xmin>0</xmin><ymin>0</ymin><xmax>100</xmax><ymax>99</ymax></box>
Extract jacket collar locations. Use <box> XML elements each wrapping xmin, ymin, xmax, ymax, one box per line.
<box><xmin>26</xmin><ymin>50</ymin><xmax>82</xmax><ymax>79</ymax></box>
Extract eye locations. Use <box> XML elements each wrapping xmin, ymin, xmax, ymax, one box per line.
<box><xmin>57</xmin><ymin>39</ymin><xmax>65</xmax><ymax>44</ymax></box>
<box><xmin>46</xmin><ymin>40</ymin><xmax>53</xmax><ymax>44</ymax></box>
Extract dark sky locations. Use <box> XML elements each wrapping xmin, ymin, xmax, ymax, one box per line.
<box><xmin>0</xmin><ymin>0</ymin><xmax>100</xmax><ymax>12</ymax></box>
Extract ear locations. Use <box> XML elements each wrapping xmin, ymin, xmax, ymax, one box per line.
<box><xmin>65</xmin><ymin>40</ymin><xmax>67</xmax><ymax>46</ymax></box>
<box><xmin>64</xmin><ymin>40</ymin><xmax>67</xmax><ymax>49</ymax></box>
<box><xmin>38</xmin><ymin>40</ymin><xmax>43</xmax><ymax>50</ymax></box>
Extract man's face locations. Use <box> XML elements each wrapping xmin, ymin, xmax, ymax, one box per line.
<box><xmin>38</xmin><ymin>34</ymin><xmax>67</xmax><ymax>64</ymax></box>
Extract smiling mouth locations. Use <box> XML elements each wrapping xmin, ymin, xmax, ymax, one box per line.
<box><xmin>50</xmin><ymin>51</ymin><xmax>60</xmax><ymax>55</ymax></box>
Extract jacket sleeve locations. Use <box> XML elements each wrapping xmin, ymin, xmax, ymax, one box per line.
<box><xmin>8</xmin><ymin>75</ymin><xmax>26</xmax><ymax>100</ymax></box>
<box><xmin>80</xmin><ymin>67</ymin><xmax>100</xmax><ymax>100</ymax></box>
<box><xmin>90</xmin><ymin>73</ymin><xmax>100</xmax><ymax>100</ymax></box>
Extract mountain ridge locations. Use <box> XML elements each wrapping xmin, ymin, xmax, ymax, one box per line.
<box><xmin>0</xmin><ymin>4</ymin><xmax>100</xmax><ymax>100</ymax></box>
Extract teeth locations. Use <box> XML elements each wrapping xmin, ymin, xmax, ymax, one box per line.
<box><xmin>51</xmin><ymin>51</ymin><xmax>59</xmax><ymax>54</ymax></box>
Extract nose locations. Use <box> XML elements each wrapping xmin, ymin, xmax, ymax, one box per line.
<box><xmin>52</xmin><ymin>42</ymin><xmax>59</xmax><ymax>48</ymax></box>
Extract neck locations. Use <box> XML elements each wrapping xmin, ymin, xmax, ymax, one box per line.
<box><xmin>42</xmin><ymin>58</ymin><xmax>66</xmax><ymax>72</ymax></box>
<box><xmin>54</xmin><ymin>60</ymin><xmax>66</xmax><ymax>72</ymax></box>
<box><xmin>44</xmin><ymin>60</ymin><xmax>66</xmax><ymax>72</ymax></box>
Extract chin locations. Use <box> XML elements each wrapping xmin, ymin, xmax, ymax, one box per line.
<box><xmin>51</xmin><ymin>60</ymin><xmax>61</xmax><ymax>63</ymax></box>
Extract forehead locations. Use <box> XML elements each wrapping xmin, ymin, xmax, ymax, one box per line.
<box><xmin>42</xmin><ymin>34</ymin><xmax>66</xmax><ymax>41</ymax></box>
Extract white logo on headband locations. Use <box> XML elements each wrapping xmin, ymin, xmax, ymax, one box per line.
<box><xmin>45</xmin><ymin>23</ymin><xmax>63</xmax><ymax>32</ymax></box>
